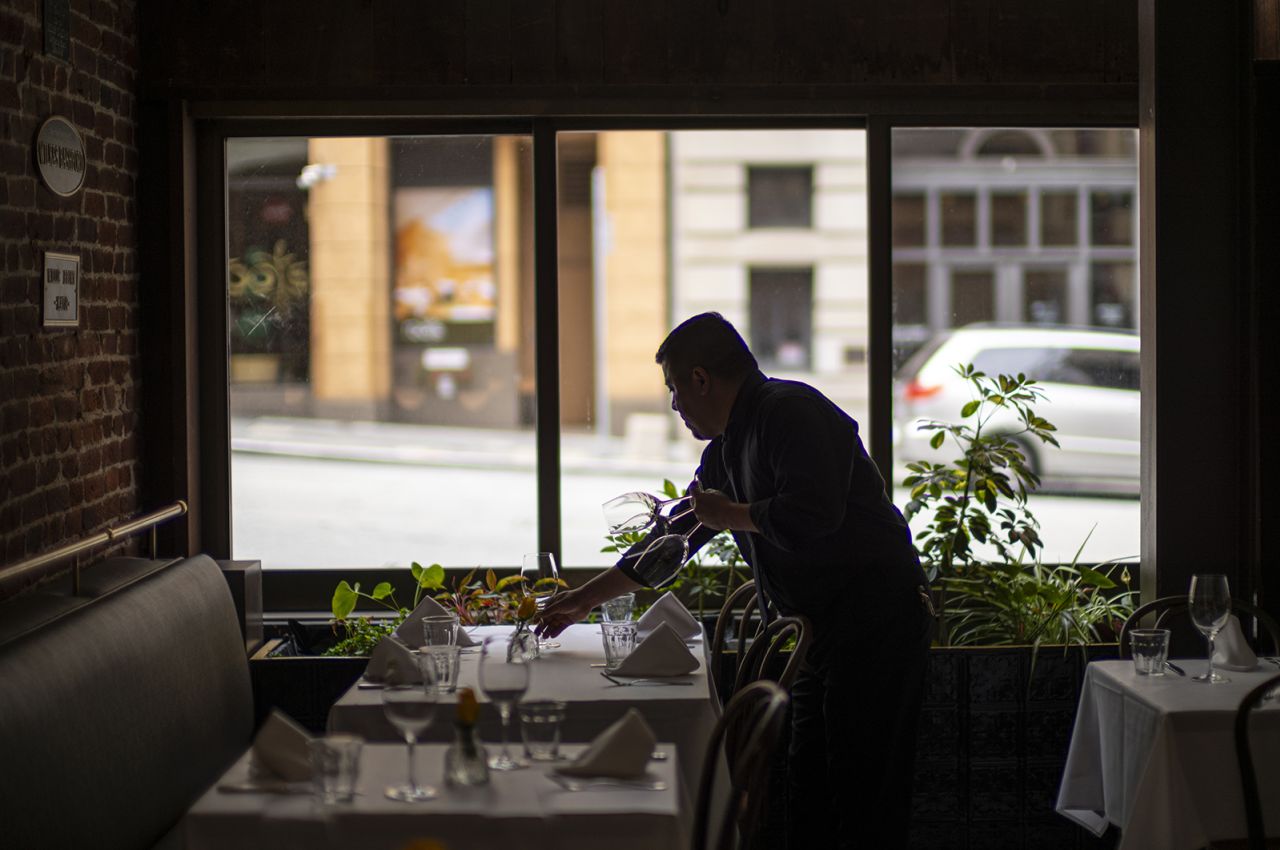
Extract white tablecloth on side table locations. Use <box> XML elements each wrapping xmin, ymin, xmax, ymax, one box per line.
<box><xmin>328</xmin><ymin>624</ymin><xmax>717</xmax><ymax>790</ymax></box>
<box><xmin>1056</xmin><ymin>659</ymin><xmax>1280</xmax><ymax>850</ymax></box>
<box><xmin>184</xmin><ymin>743</ymin><xmax>687</xmax><ymax>850</ymax></box>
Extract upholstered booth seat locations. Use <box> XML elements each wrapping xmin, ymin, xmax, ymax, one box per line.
<box><xmin>0</xmin><ymin>554</ymin><xmax>254</xmax><ymax>850</ymax></box>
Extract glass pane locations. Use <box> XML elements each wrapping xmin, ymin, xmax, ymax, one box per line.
<box><xmin>747</xmin><ymin>166</ymin><xmax>814</xmax><ymax>228</ymax></box>
<box><xmin>892</xmin><ymin>194</ymin><xmax>926</xmax><ymax>247</ymax></box>
<box><xmin>991</xmin><ymin>192</ymin><xmax>1027</xmax><ymax>246</ymax></box>
<box><xmin>227</xmin><ymin>135</ymin><xmax>536</xmax><ymax>569</ymax></box>
<box><xmin>1091</xmin><ymin>261</ymin><xmax>1137</xmax><ymax>328</ymax></box>
<box><xmin>950</xmin><ymin>269</ymin><xmax>995</xmax><ymax>326</ymax></box>
<box><xmin>1040</xmin><ymin>191</ymin><xmax>1078</xmax><ymax>246</ymax></box>
<box><xmin>940</xmin><ymin>192</ymin><xmax>976</xmax><ymax>246</ymax></box>
<box><xmin>892</xmin><ymin>127</ymin><xmax>1140</xmax><ymax>568</ymax></box>
<box><xmin>1090</xmin><ymin>190</ymin><xmax>1134</xmax><ymax>246</ymax></box>
<box><xmin>1024</xmin><ymin>268</ymin><xmax>1069</xmax><ymax>324</ymax></box>
<box><xmin>562</xmin><ymin>129</ymin><xmax>867</xmax><ymax>567</ymax></box>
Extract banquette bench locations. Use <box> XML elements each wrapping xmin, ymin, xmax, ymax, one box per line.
<box><xmin>0</xmin><ymin>554</ymin><xmax>254</xmax><ymax>850</ymax></box>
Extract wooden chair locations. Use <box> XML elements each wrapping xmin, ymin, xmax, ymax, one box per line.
<box><xmin>1118</xmin><ymin>596</ymin><xmax>1280</xmax><ymax>658</ymax></box>
<box><xmin>732</xmin><ymin>614</ymin><xmax>812</xmax><ymax>695</ymax></box>
<box><xmin>692</xmin><ymin>680</ymin><xmax>791</xmax><ymax>850</ymax></box>
<box><xmin>710</xmin><ymin>581</ymin><xmax>772</xmax><ymax>703</ymax></box>
<box><xmin>1235</xmin><ymin>672</ymin><xmax>1280</xmax><ymax>850</ymax></box>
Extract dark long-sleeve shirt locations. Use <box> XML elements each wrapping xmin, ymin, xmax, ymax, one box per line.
<box><xmin>616</xmin><ymin>369</ymin><xmax>924</xmax><ymax>632</ymax></box>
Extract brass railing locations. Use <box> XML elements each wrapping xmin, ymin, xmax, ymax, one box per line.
<box><xmin>0</xmin><ymin>500</ymin><xmax>188</xmax><ymax>596</ymax></box>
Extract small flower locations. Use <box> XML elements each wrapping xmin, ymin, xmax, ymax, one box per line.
<box><xmin>455</xmin><ymin>687</ymin><xmax>480</xmax><ymax>726</ymax></box>
<box><xmin>516</xmin><ymin>595</ymin><xmax>538</xmax><ymax>621</ymax></box>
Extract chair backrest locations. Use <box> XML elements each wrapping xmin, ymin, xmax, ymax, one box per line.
<box><xmin>733</xmin><ymin>614</ymin><xmax>812</xmax><ymax>695</ymax></box>
<box><xmin>1119</xmin><ymin>596</ymin><xmax>1280</xmax><ymax>658</ymax></box>
<box><xmin>692</xmin><ymin>680</ymin><xmax>790</xmax><ymax>850</ymax></box>
<box><xmin>1235</xmin><ymin>672</ymin><xmax>1280</xmax><ymax>850</ymax></box>
<box><xmin>711</xmin><ymin>580</ymin><xmax>760</xmax><ymax>702</ymax></box>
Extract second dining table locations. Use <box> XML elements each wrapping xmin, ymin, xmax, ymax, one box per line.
<box><xmin>327</xmin><ymin>623</ymin><xmax>718</xmax><ymax>789</ymax></box>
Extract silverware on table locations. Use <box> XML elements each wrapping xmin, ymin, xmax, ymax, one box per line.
<box><xmin>547</xmin><ymin>773</ymin><xmax>668</xmax><ymax>792</ymax></box>
<box><xmin>1164</xmin><ymin>662</ymin><xmax>1186</xmax><ymax>677</ymax></box>
<box><xmin>600</xmin><ymin>671</ymin><xmax>694</xmax><ymax>687</ymax></box>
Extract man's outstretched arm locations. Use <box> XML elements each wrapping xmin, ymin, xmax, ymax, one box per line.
<box><xmin>533</xmin><ymin>567</ymin><xmax>642</xmax><ymax>639</ymax></box>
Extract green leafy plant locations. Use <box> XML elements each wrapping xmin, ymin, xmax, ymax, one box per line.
<box><xmin>601</xmin><ymin>478</ymin><xmax>748</xmax><ymax>620</ymax></box>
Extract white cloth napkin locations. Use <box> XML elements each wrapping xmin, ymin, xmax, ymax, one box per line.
<box><xmin>611</xmin><ymin>621</ymin><xmax>700</xmax><ymax>678</ymax></box>
<box><xmin>393</xmin><ymin>596</ymin><xmax>477</xmax><ymax>648</ymax></box>
<box><xmin>248</xmin><ymin>710</ymin><xmax>313</xmax><ymax>783</ymax></box>
<box><xmin>556</xmin><ymin>708</ymin><xmax>656</xmax><ymax>779</ymax></box>
<box><xmin>364</xmin><ymin>636</ymin><xmax>422</xmax><ymax>685</ymax></box>
<box><xmin>637</xmin><ymin>591</ymin><xmax>701</xmax><ymax>640</ymax></box>
<box><xmin>1212</xmin><ymin>614</ymin><xmax>1259</xmax><ymax>671</ymax></box>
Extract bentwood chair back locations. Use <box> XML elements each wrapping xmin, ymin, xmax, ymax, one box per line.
<box><xmin>692</xmin><ymin>680</ymin><xmax>791</xmax><ymax>850</ymax></box>
<box><xmin>1235</xmin><ymin>672</ymin><xmax>1280</xmax><ymax>850</ymax></box>
<box><xmin>732</xmin><ymin>614</ymin><xmax>812</xmax><ymax>696</ymax></box>
<box><xmin>711</xmin><ymin>581</ymin><xmax>763</xmax><ymax>704</ymax></box>
<box><xmin>1119</xmin><ymin>596</ymin><xmax>1280</xmax><ymax>658</ymax></box>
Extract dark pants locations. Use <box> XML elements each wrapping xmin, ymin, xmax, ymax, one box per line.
<box><xmin>786</xmin><ymin>585</ymin><xmax>933</xmax><ymax>850</ymax></box>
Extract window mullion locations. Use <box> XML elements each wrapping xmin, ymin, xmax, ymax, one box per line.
<box><xmin>532</xmin><ymin>121</ymin><xmax>562</xmax><ymax>563</ymax></box>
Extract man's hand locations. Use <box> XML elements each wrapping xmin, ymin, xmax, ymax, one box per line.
<box><xmin>691</xmin><ymin>481</ymin><xmax>760</xmax><ymax>533</ymax></box>
<box><xmin>534</xmin><ymin>588</ymin><xmax>593</xmax><ymax>639</ymax></box>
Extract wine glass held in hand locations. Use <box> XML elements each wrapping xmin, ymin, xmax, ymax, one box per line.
<box><xmin>522</xmin><ymin>552</ymin><xmax>562</xmax><ymax>649</ymax></box>
<box><xmin>1189</xmin><ymin>573</ymin><xmax>1232</xmax><ymax>684</ymax></box>
<box><xmin>602</xmin><ymin>491</ymin><xmax>690</xmax><ymax>535</ymax></box>
<box><xmin>381</xmin><ymin>685</ymin><xmax>438</xmax><ymax>801</ymax></box>
<box><xmin>478</xmin><ymin>635</ymin><xmax>531</xmax><ymax>771</ymax></box>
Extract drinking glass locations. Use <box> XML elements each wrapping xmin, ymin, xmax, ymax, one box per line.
<box><xmin>1189</xmin><ymin>573</ymin><xmax>1232</xmax><ymax>684</ymax></box>
<box><xmin>1129</xmin><ymin>629</ymin><xmax>1170</xmax><ymax>676</ymax></box>
<box><xmin>602</xmin><ymin>491</ymin><xmax>689</xmax><ymax>535</ymax></box>
<box><xmin>519</xmin><ymin>700</ymin><xmax>567</xmax><ymax>761</ymax></box>
<box><xmin>601</xmin><ymin>621</ymin><xmax>638</xmax><ymax>671</ymax></box>
<box><xmin>522</xmin><ymin>552</ymin><xmax>562</xmax><ymax>649</ymax></box>
<box><xmin>309</xmin><ymin>735</ymin><xmax>363</xmax><ymax>804</ymax></box>
<box><xmin>380</xmin><ymin>685</ymin><xmax>438</xmax><ymax>801</ymax></box>
<box><xmin>478</xmin><ymin>635</ymin><xmax>531</xmax><ymax>770</ymax></box>
<box><xmin>601</xmin><ymin>592</ymin><xmax>636</xmax><ymax>623</ymax></box>
<box><xmin>422</xmin><ymin>613</ymin><xmax>459</xmax><ymax>647</ymax></box>
<box><xmin>419</xmin><ymin>644</ymin><xmax>461</xmax><ymax>694</ymax></box>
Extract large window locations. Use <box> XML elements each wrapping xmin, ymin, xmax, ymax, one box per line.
<box><xmin>890</xmin><ymin>128</ymin><xmax>1140</xmax><ymax>565</ymax></box>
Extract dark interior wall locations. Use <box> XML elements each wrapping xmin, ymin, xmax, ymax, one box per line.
<box><xmin>0</xmin><ymin>1</ymin><xmax>141</xmax><ymax>578</ymax></box>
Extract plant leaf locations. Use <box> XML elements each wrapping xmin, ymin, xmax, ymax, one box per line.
<box><xmin>332</xmin><ymin>580</ymin><xmax>357</xmax><ymax>620</ymax></box>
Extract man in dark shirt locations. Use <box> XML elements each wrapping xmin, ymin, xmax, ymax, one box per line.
<box><xmin>537</xmin><ymin>312</ymin><xmax>933</xmax><ymax>849</ymax></box>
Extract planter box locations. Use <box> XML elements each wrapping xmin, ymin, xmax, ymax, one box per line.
<box><xmin>248</xmin><ymin>623</ymin><xmax>369</xmax><ymax>733</ymax></box>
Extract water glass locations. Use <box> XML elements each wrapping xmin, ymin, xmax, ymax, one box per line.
<box><xmin>1130</xmin><ymin>629</ymin><xmax>1170</xmax><ymax>676</ymax></box>
<box><xmin>419</xmin><ymin>644</ymin><xmax>461</xmax><ymax>694</ymax></box>
<box><xmin>600</xmin><ymin>621</ymin><xmax>638</xmax><ymax>671</ymax></box>
<box><xmin>309</xmin><ymin>735</ymin><xmax>363</xmax><ymax>804</ymax></box>
<box><xmin>519</xmin><ymin>700</ymin><xmax>567</xmax><ymax>761</ymax></box>
<box><xmin>422</xmin><ymin>613</ymin><xmax>459</xmax><ymax>647</ymax></box>
<box><xmin>601</xmin><ymin>593</ymin><xmax>636</xmax><ymax>623</ymax></box>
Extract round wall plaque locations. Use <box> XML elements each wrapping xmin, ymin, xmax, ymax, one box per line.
<box><xmin>34</xmin><ymin>116</ymin><xmax>86</xmax><ymax>198</ymax></box>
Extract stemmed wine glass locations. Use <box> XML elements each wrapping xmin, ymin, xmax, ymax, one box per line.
<box><xmin>1189</xmin><ymin>573</ymin><xmax>1232</xmax><ymax>684</ymax></box>
<box><xmin>478</xmin><ymin>635</ymin><xmax>531</xmax><ymax>770</ymax></box>
<box><xmin>602</xmin><ymin>491</ymin><xmax>691</xmax><ymax>535</ymax></box>
<box><xmin>381</xmin><ymin>684</ymin><xmax>438</xmax><ymax>801</ymax></box>
<box><xmin>522</xmin><ymin>552</ymin><xmax>562</xmax><ymax>649</ymax></box>
<box><xmin>618</xmin><ymin>520</ymin><xmax>702</xmax><ymax>588</ymax></box>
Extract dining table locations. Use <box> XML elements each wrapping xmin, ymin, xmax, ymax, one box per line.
<box><xmin>1056</xmin><ymin>658</ymin><xmax>1280</xmax><ymax>850</ymax></box>
<box><xmin>182</xmin><ymin>742</ymin><xmax>687</xmax><ymax>850</ymax></box>
<box><xmin>327</xmin><ymin>623</ymin><xmax>718</xmax><ymax>791</ymax></box>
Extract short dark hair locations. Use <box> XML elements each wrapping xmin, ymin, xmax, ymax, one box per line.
<box><xmin>655</xmin><ymin>312</ymin><xmax>758</xmax><ymax>380</ymax></box>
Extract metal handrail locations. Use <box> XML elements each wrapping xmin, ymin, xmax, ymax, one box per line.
<box><xmin>0</xmin><ymin>500</ymin><xmax>188</xmax><ymax>596</ymax></box>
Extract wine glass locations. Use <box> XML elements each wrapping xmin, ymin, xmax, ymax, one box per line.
<box><xmin>478</xmin><ymin>635</ymin><xmax>531</xmax><ymax>770</ymax></box>
<box><xmin>522</xmin><ymin>552</ymin><xmax>562</xmax><ymax>649</ymax></box>
<box><xmin>619</xmin><ymin>520</ymin><xmax>702</xmax><ymax>588</ymax></box>
<box><xmin>381</xmin><ymin>684</ymin><xmax>438</xmax><ymax>801</ymax></box>
<box><xmin>1189</xmin><ymin>573</ymin><xmax>1232</xmax><ymax>684</ymax></box>
<box><xmin>602</xmin><ymin>491</ymin><xmax>690</xmax><ymax>535</ymax></box>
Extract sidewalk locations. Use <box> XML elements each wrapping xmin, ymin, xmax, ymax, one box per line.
<box><xmin>230</xmin><ymin>415</ymin><xmax>700</xmax><ymax>479</ymax></box>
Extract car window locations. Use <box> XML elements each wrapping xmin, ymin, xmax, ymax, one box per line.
<box><xmin>1057</xmin><ymin>348</ymin><xmax>1140</xmax><ymax>390</ymax></box>
<box><xmin>969</xmin><ymin>347</ymin><xmax>1064</xmax><ymax>383</ymax></box>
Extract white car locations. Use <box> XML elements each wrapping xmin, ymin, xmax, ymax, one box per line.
<box><xmin>894</xmin><ymin>325</ymin><xmax>1140</xmax><ymax>492</ymax></box>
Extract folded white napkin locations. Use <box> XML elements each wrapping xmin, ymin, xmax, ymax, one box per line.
<box><xmin>611</xmin><ymin>621</ymin><xmax>700</xmax><ymax>678</ymax></box>
<box><xmin>249</xmin><ymin>710</ymin><xmax>313</xmax><ymax>782</ymax></box>
<box><xmin>393</xmin><ymin>596</ymin><xmax>477</xmax><ymax>648</ymax></box>
<box><xmin>637</xmin><ymin>591</ymin><xmax>701</xmax><ymax>640</ymax></box>
<box><xmin>364</xmin><ymin>636</ymin><xmax>423</xmax><ymax>685</ymax></box>
<box><xmin>1212</xmin><ymin>614</ymin><xmax>1259</xmax><ymax>671</ymax></box>
<box><xmin>557</xmin><ymin>709</ymin><xmax>656</xmax><ymax>779</ymax></box>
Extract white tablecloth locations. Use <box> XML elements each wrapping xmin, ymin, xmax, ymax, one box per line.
<box><xmin>184</xmin><ymin>743</ymin><xmax>686</xmax><ymax>850</ymax></box>
<box><xmin>328</xmin><ymin>624</ymin><xmax>717</xmax><ymax>790</ymax></box>
<box><xmin>1056</xmin><ymin>659</ymin><xmax>1280</xmax><ymax>849</ymax></box>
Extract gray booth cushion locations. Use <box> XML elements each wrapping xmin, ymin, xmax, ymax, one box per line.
<box><xmin>0</xmin><ymin>554</ymin><xmax>254</xmax><ymax>850</ymax></box>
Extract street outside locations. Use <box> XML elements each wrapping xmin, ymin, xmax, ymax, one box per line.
<box><xmin>230</xmin><ymin>417</ymin><xmax>1140</xmax><ymax>572</ymax></box>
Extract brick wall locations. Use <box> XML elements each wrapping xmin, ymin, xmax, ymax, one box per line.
<box><xmin>0</xmin><ymin>0</ymin><xmax>140</xmax><ymax>580</ymax></box>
